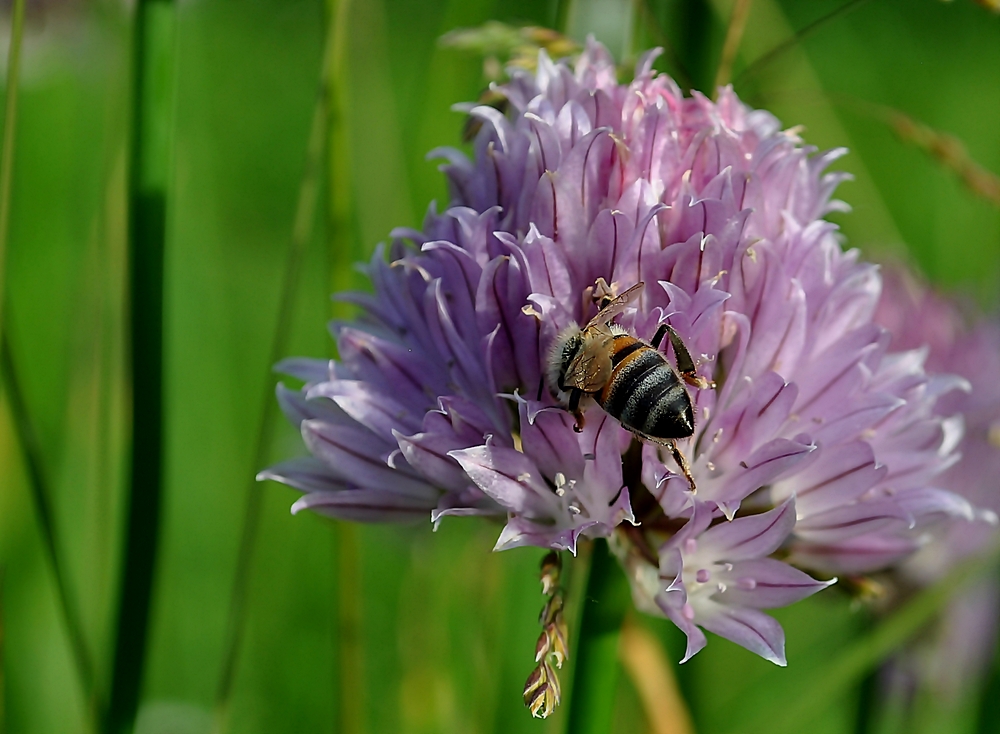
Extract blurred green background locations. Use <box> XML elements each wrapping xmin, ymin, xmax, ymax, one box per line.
<box><xmin>0</xmin><ymin>0</ymin><xmax>997</xmax><ymax>733</ymax></box>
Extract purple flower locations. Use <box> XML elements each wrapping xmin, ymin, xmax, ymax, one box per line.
<box><xmin>872</xmin><ymin>266</ymin><xmax>1000</xmax><ymax>698</ymax></box>
<box><xmin>261</xmin><ymin>41</ymin><xmax>981</xmax><ymax>664</ymax></box>
<box><xmin>618</xmin><ymin>499</ymin><xmax>833</xmax><ymax>665</ymax></box>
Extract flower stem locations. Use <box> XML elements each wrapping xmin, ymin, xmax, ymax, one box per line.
<box><xmin>565</xmin><ymin>538</ymin><xmax>630</xmax><ymax>734</ymax></box>
<box><xmin>105</xmin><ymin>2</ymin><xmax>176</xmax><ymax>732</ymax></box>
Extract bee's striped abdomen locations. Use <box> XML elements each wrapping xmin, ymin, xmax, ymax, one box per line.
<box><xmin>596</xmin><ymin>335</ymin><xmax>695</xmax><ymax>440</ymax></box>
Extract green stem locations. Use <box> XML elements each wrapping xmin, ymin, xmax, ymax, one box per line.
<box><xmin>564</xmin><ymin>539</ymin><xmax>630</xmax><ymax>734</ymax></box>
<box><xmin>105</xmin><ymin>2</ymin><xmax>176</xmax><ymax>732</ymax></box>
<box><xmin>853</xmin><ymin>661</ymin><xmax>879</xmax><ymax>734</ymax></box>
<box><xmin>335</xmin><ymin>524</ymin><xmax>364</xmax><ymax>734</ymax></box>
<box><xmin>0</xmin><ymin>0</ymin><xmax>24</xmax><ymax>340</ymax></box>
<box><xmin>1</xmin><ymin>331</ymin><xmax>101</xmax><ymax>720</ymax></box>
<box><xmin>325</xmin><ymin>0</ymin><xmax>355</xmax><ymax>305</ymax></box>
<box><xmin>322</xmin><ymin>0</ymin><xmax>366</xmax><ymax>731</ymax></box>
<box><xmin>554</xmin><ymin>0</ymin><xmax>573</xmax><ymax>36</ymax></box>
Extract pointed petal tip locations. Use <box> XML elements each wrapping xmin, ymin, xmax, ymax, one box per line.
<box><xmin>678</xmin><ymin>635</ymin><xmax>706</xmax><ymax>664</ymax></box>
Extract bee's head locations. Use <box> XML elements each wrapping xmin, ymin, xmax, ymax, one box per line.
<box><xmin>546</xmin><ymin>325</ymin><xmax>584</xmax><ymax>396</ymax></box>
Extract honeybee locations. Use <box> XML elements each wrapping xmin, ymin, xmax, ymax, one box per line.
<box><xmin>546</xmin><ymin>282</ymin><xmax>712</xmax><ymax>491</ymax></box>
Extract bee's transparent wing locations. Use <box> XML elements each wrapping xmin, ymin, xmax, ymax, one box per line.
<box><xmin>585</xmin><ymin>282</ymin><xmax>644</xmax><ymax>329</ymax></box>
<box><xmin>563</xmin><ymin>326</ymin><xmax>614</xmax><ymax>392</ymax></box>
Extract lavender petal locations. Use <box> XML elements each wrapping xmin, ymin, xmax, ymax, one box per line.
<box><xmin>714</xmin><ymin>558</ymin><xmax>835</xmax><ymax>609</ymax></box>
<box><xmin>698</xmin><ymin>603</ymin><xmax>788</xmax><ymax>666</ymax></box>
<box><xmin>698</xmin><ymin>498</ymin><xmax>797</xmax><ymax>561</ymax></box>
<box><xmin>291</xmin><ymin>488</ymin><xmax>435</xmax><ymax>523</ymax></box>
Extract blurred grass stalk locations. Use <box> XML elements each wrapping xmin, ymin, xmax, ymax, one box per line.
<box><xmin>323</xmin><ymin>0</ymin><xmax>368</xmax><ymax>731</ymax></box>
<box><xmin>105</xmin><ymin>1</ymin><xmax>176</xmax><ymax>733</ymax></box>
<box><xmin>0</xmin><ymin>0</ymin><xmax>22</xmax><ymax>319</ymax></box>
<box><xmin>210</xmin><ymin>4</ymin><xmax>339</xmax><ymax>731</ymax></box>
<box><xmin>1</xmin><ymin>334</ymin><xmax>102</xmax><ymax>722</ymax></box>
<box><xmin>619</xmin><ymin>618</ymin><xmax>694</xmax><ymax>734</ymax></box>
<box><xmin>0</xmin><ymin>566</ymin><xmax>4</xmax><ymax>729</ymax></box>
<box><xmin>713</xmin><ymin>0</ymin><xmax>752</xmax><ymax>89</ymax></box>
<box><xmin>1</xmin><ymin>0</ymin><xmax>102</xmax><ymax>725</ymax></box>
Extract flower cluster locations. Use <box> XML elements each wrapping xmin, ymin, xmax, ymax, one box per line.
<box><xmin>873</xmin><ymin>267</ymin><xmax>1000</xmax><ymax>699</ymax></box>
<box><xmin>261</xmin><ymin>42</ymin><xmax>987</xmax><ymax>666</ymax></box>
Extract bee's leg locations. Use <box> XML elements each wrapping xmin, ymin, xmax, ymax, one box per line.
<box><xmin>667</xmin><ymin>440</ymin><xmax>697</xmax><ymax>493</ymax></box>
<box><xmin>568</xmin><ymin>389</ymin><xmax>585</xmax><ymax>432</ymax></box>
<box><xmin>666</xmin><ymin>325</ymin><xmax>696</xmax><ymax>374</ymax></box>
<box><xmin>536</xmin><ymin>375</ymin><xmax>544</xmax><ymax>401</ymax></box>
<box><xmin>651</xmin><ymin>323</ymin><xmax>669</xmax><ymax>349</ymax></box>
<box><xmin>666</xmin><ymin>325</ymin><xmax>715</xmax><ymax>390</ymax></box>
<box><xmin>627</xmin><ymin>426</ymin><xmax>698</xmax><ymax>493</ymax></box>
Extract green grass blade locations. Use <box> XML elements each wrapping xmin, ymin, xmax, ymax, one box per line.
<box><xmin>323</xmin><ymin>1</ymin><xmax>367</xmax><ymax>731</ymax></box>
<box><xmin>105</xmin><ymin>2</ymin><xmax>177</xmax><ymax>732</ymax></box>
<box><xmin>1</xmin><ymin>329</ymin><xmax>102</xmax><ymax>723</ymax></box>
<box><xmin>0</xmin><ymin>565</ymin><xmax>4</xmax><ymax>729</ymax></box>
<box><xmin>714</xmin><ymin>0</ymin><xmax>753</xmax><ymax>89</ymax></box>
<box><xmin>326</xmin><ymin>0</ymin><xmax>358</xmax><ymax>305</ymax></box>
<box><xmin>210</xmin><ymin>23</ymin><xmax>334</xmax><ymax>734</ymax></box>
<box><xmin>0</xmin><ymin>0</ymin><xmax>24</xmax><ymax>340</ymax></box>
<box><xmin>0</xmin><ymin>0</ymin><xmax>102</xmax><ymax>724</ymax></box>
